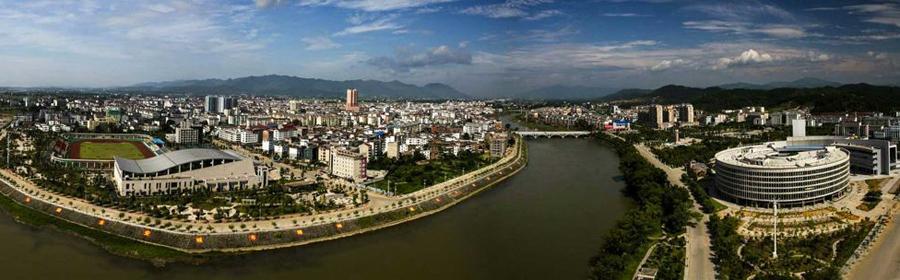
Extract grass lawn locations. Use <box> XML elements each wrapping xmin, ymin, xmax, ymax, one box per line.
<box><xmin>78</xmin><ymin>141</ymin><xmax>148</xmax><ymax>160</ymax></box>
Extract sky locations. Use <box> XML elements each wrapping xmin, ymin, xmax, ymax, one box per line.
<box><xmin>0</xmin><ymin>0</ymin><xmax>899</xmax><ymax>96</ymax></box>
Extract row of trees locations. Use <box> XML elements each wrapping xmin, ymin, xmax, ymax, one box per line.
<box><xmin>706</xmin><ymin>215</ymin><xmax>754</xmax><ymax>279</ymax></box>
<box><xmin>588</xmin><ymin>133</ymin><xmax>694</xmax><ymax>280</ymax></box>
<box><xmin>681</xmin><ymin>174</ymin><xmax>721</xmax><ymax>214</ymax></box>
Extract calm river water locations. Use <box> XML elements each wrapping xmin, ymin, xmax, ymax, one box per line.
<box><xmin>0</xmin><ymin>136</ymin><xmax>629</xmax><ymax>279</ymax></box>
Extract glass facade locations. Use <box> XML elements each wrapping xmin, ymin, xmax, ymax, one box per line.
<box><xmin>714</xmin><ymin>147</ymin><xmax>851</xmax><ymax>208</ymax></box>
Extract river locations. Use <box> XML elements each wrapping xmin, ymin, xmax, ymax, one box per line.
<box><xmin>0</xmin><ymin>133</ymin><xmax>629</xmax><ymax>279</ymax></box>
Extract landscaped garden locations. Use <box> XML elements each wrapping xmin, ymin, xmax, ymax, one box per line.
<box><xmin>369</xmin><ymin>150</ymin><xmax>496</xmax><ymax>194</ymax></box>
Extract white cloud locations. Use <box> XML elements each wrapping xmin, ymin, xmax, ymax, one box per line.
<box><xmin>462</xmin><ymin>5</ymin><xmax>527</xmax><ymax>18</ymax></box>
<box><xmin>524</xmin><ymin>9</ymin><xmax>562</xmax><ymax>20</ymax></box>
<box><xmin>478</xmin><ymin>26</ymin><xmax>579</xmax><ymax>43</ymax></box>
<box><xmin>416</xmin><ymin>7</ymin><xmax>442</xmax><ymax>14</ymax></box>
<box><xmin>255</xmin><ymin>0</ymin><xmax>284</xmax><ymax>8</ymax></box>
<box><xmin>837</xmin><ymin>33</ymin><xmax>900</xmax><ymax>41</ymax></box>
<box><xmin>755</xmin><ymin>25</ymin><xmax>807</xmax><ymax>38</ymax></box>
<box><xmin>808</xmin><ymin>52</ymin><xmax>831</xmax><ymax>62</ymax></box>
<box><xmin>461</xmin><ymin>0</ymin><xmax>553</xmax><ymax>19</ymax></box>
<box><xmin>334</xmin><ymin>15</ymin><xmax>402</xmax><ymax>36</ymax></box>
<box><xmin>367</xmin><ymin>45</ymin><xmax>472</xmax><ymax>72</ymax></box>
<box><xmin>684</xmin><ymin>2</ymin><xmax>794</xmax><ymax>21</ymax></box>
<box><xmin>296</xmin><ymin>0</ymin><xmax>455</xmax><ymax>12</ymax></box>
<box><xmin>846</xmin><ymin>4</ymin><xmax>900</xmax><ymax>28</ymax></box>
<box><xmin>302</xmin><ymin>36</ymin><xmax>341</xmax><ymax>50</ymax></box>
<box><xmin>809</xmin><ymin>4</ymin><xmax>900</xmax><ymax>28</ymax></box>
<box><xmin>714</xmin><ymin>49</ymin><xmax>775</xmax><ymax>70</ymax></box>
<box><xmin>683</xmin><ymin>20</ymin><xmax>808</xmax><ymax>38</ymax></box>
<box><xmin>868</xmin><ymin>51</ymin><xmax>889</xmax><ymax>60</ymax></box>
<box><xmin>650</xmin><ymin>59</ymin><xmax>686</xmax><ymax>71</ymax></box>
<box><xmin>146</xmin><ymin>4</ymin><xmax>175</xmax><ymax>14</ymax></box>
<box><xmin>602</xmin><ymin>13</ymin><xmax>648</xmax><ymax>17</ymax></box>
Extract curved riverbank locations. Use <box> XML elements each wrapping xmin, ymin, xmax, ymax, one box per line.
<box><xmin>0</xmin><ymin>136</ymin><xmax>527</xmax><ymax>258</ymax></box>
<box><xmin>0</xmin><ymin>137</ymin><xmax>629</xmax><ymax>279</ymax></box>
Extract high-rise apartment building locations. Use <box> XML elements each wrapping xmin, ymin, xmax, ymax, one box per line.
<box><xmin>205</xmin><ymin>96</ymin><xmax>238</xmax><ymax>113</ymax></box>
<box><xmin>648</xmin><ymin>105</ymin><xmax>664</xmax><ymax>128</ymax></box>
<box><xmin>663</xmin><ymin>107</ymin><xmax>676</xmax><ymax>123</ymax></box>
<box><xmin>677</xmin><ymin>104</ymin><xmax>694</xmax><ymax>124</ymax></box>
<box><xmin>345</xmin><ymin>88</ymin><xmax>359</xmax><ymax>111</ymax></box>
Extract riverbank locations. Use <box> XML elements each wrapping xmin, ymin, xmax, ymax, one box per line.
<box><xmin>0</xmin><ymin>187</ymin><xmax>206</xmax><ymax>265</ymax></box>
<box><xmin>588</xmin><ymin>133</ymin><xmax>694</xmax><ymax>280</ymax></box>
<box><xmin>0</xmin><ymin>135</ymin><xmax>527</xmax><ymax>263</ymax></box>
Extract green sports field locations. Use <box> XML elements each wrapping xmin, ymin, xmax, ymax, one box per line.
<box><xmin>72</xmin><ymin>141</ymin><xmax>152</xmax><ymax>160</ymax></box>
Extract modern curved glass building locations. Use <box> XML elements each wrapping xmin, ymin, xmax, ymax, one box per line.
<box><xmin>714</xmin><ymin>143</ymin><xmax>850</xmax><ymax>208</ymax></box>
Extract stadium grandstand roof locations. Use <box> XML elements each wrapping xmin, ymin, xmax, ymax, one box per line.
<box><xmin>114</xmin><ymin>148</ymin><xmax>242</xmax><ymax>174</ymax></box>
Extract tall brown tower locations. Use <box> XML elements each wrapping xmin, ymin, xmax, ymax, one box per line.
<box><xmin>345</xmin><ymin>88</ymin><xmax>359</xmax><ymax>111</ymax></box>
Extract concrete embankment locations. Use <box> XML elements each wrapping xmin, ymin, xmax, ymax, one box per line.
<box><xmin>0</xmin><ymin>139</ymin><xmax>527</xmax><ymax>254</ymax></box>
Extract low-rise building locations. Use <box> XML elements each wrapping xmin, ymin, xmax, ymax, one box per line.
<box><xmin>174</xmin><ymin>127</ymin><xmax>199</xmax><ymax>144</ymax></box>
<box><xmin>330</xmin><ymin>149</ymin><xmax>367</xmax><ymax>181</ymax></box>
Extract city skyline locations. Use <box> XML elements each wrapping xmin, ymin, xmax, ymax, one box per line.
<box><xmin>1</xmin><ymin>0</ymin><xmax>899</xmax><ymax>96</ymax></box>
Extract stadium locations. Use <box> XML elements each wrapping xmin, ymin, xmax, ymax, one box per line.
<box><xmin>52</xmin><ymin>133</ymin><xmax>162</xmax><ymax>170</ymax></box>
<box><xmin>113</xmin><ymin>148</ymin><xmax>267</xmax><ymax>196</ymax></box>
<box><xmin>714</xmin><ymin>142</ymin><xmax>851</xmax><ymax>208</ymax></box>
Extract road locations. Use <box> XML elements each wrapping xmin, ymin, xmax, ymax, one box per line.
<box><xmin>634</xmin><ymin>144</ymin><xmax>716</xmax><ymax>280</ymax></box>
<box><xmin>848</xmin><ymin>204</ymin><xmax>900</xmax><ymax>280</ymax></box>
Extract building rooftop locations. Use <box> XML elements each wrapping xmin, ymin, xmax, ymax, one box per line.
<box><xmin>115</xmin><ymin>148</ymin><xmax>243</xmax><ymax>174</ymax></box>
<box><xmin>716</xmin><ymin>143</ymin><xmax>848</xmax><ymax>169</ymax></box>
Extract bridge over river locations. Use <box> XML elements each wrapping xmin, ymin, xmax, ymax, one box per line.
<box><xmin>514</xmin><ymin>131</ymin><xmax>592</xmax><ymax>138</ymax></box>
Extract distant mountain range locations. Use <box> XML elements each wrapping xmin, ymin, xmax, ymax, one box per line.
<box><xmin>602</xmin><ymin>83</ymin><xmax>900</xmax><ymax>113</ymax></box>
<box><xmin>125</xmin><ymin>75</ymin><xmax>469</xmax><ymax>99</ymax></box>
<box><xmin>515</xmin><ymin>84</ymin><xmax>621</xmax><ymax>100</ymax></box>
<box><xmin>512</xmin><ymin>78</ymin><xmax>843</xmax><ymax>100</ymax></box>
<box><xmin>715</xmin><ymin>77</ymin><xmax>841</xmax><ymax>90</ymax></box>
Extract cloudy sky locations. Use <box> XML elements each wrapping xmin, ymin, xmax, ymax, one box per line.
<box><xmin>1</xmin><ymin>0</ymin><xmax>899</xmax><ymax>96</ymax></box>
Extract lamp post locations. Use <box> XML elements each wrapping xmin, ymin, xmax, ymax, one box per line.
<box><xmin>772</xmin><ymin>200</ymin><xmax>778</xmax><ymax>259</ymax></box>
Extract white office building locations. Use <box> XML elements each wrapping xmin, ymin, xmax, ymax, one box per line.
<box><xmin>714</xmin><ymin>143</ymin><xmax>850</xmax><ymax>208</ymax></box>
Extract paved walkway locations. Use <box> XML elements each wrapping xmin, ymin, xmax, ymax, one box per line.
<box><xmin>634</xmin><ymin>144</ymin><xmax>716</xmax><ymax>280</ymax></box>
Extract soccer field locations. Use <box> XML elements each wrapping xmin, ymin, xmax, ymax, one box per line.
<box><xmin>74</xmin><ymin>141</ymin><xmax>152</xmax><ymax>160</ymax></box>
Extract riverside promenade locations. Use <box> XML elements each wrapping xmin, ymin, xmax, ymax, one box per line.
<box><xmin>0</xmin><ymin>134</ymin><xmax>527</xmax><ymax>253</ymax></box>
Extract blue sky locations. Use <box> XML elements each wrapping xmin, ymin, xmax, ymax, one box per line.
<box><xmin>1</xmin><ymin>0</ymin><xmax>899</xmax><ymax>96</ymax></box>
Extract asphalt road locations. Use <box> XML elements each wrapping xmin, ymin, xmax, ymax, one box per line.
<box><xmin>848</xmin><ymin>205</ymin><xmax>900</xmax><ymax>280</ymax></box>
<box><xmin>634</xmin><ymin>144</ymin><xmax>716</xmax><ymax>280</ymax></box>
